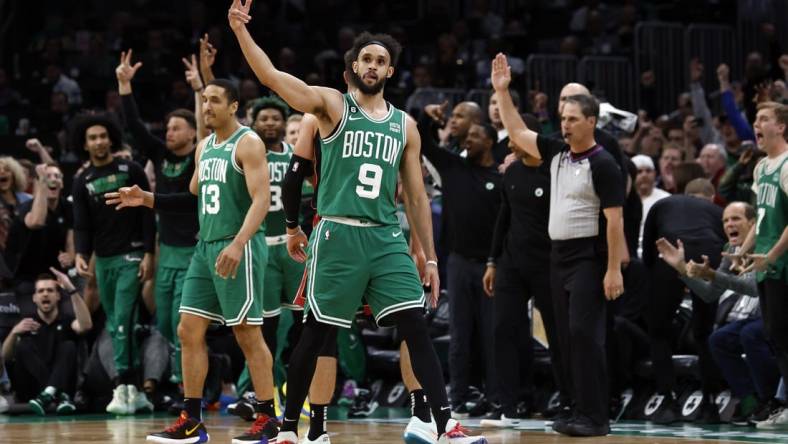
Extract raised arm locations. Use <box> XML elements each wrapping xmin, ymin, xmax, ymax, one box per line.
<box><xmin>199</xmin><ymin>33</ymin><xmax>216</xmax><ymax>84</ymax></box>
<box><xmin>400</xmin><ymin>115</ymin><xmax>440</xmax><ymax>306</ymax></box>
<box><xmin>228</xmin><ymin>0</ymin><xmax>343</xmax><ymax>122</ymax></box>
<box><xmin>491</xmin><ymin>53</ymin><xmax>539</xmax><ymax>159</ymax></box>
<box><xmin>24</xmin><ymin>164</ymin><xmax>49</xmax><ymax>229</ymax></box>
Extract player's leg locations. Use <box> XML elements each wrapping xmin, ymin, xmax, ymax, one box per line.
<box><xmin>490</xmin><ymin>262</ymin><xmax>528</xmax><ymax>425</ymax></box>
<box><xmin>367</xmin><ymin>226</ymin><xmax>486</xmax><ymax>443</ymax></box>
<box><xmin>113</xmin><ymin>253</ymin><xmax>151</xmax><ymax>414</ymax></box>
<box><xmin>279</xmin><ymin>220</ymin><xmax>366</xmax><ymax>442</ymax></box>
<box><xmin>305</xmin><ymin>329</ymin><xmax>338</xmax><ymax>443</ymax></box>
<box><xmin>148</xmin><ymin>242</ymin><xmax>219</xmax><ymax>443</ymax></box>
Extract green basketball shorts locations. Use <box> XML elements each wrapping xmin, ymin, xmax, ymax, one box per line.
<box><xmin>264</xmin><ymin>235</ymin><xmax>306</xmax><ymax>315</ymax></box>
<box><xmin>304</xmin><ymin>217</ymin><xmax>425</xmax><ymax>328</ymax></box>
<box><xmin>180</xmin><ymin>232</ymin><xmax>268</xmax><ymax>326</ymax></box>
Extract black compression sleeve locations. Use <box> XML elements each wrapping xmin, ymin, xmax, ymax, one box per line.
<box><xmin>283</xmin><ymin>154</ymin><xmax>313</xmax><ymax>229</ymax></box>
<box><xmin>153</xmin><ymin>192</ymin><xmax>198</xmax><ymax>213</ymax></box>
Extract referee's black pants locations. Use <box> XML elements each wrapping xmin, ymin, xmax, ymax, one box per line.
<box><xmin>759</xmin><ymin>278</ymin><xmax>788</xmax><ymax>387</ymax></box>
<box><xmin>493</xmin><ymin>257</ymin><xmax>563</xmax><ymax>415</ymax></box>
<box><xmin>550</xmin><ymin>238</ymin><xmax>608</xmax><ymax>425</ymax></box>
<box><xmin>646</xmin><ymin>259</ymin><xmax>720</xmax><ymax>394</ymax></box>
<box><xmin>447</xmin><ymin>252</ymin><xmax>497</xmax><ymax>406</ymax></box>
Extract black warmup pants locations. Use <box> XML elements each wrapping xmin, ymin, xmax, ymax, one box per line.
<box><xmin>759</xmin><ymin>278</ymin><xmax>788</xmax><ymax>386</ymax></box>
<box><xmin>646</xmin><ymin>259</ymin><xmax>720</xmax><ymax>394</ymax></box>
<box><xmin>550</xmin><ymin>238</ymin><xmax>608</xmax><ymax>425</ymax></box>
<box><xmin>447</xmin><ymin>252</ymin><xmax>497</xmax><ymax>405</ymax></box>
<box><xmin>11</xmin><ymin>338</ymin><xmax>77</xmax><ymax>401</ymax></box>
<box><xmin>493</xmin><ymin>257</ymin><xmax>562</xmax><ymax>413</ymax></box>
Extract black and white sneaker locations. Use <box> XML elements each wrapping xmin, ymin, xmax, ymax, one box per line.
<box><xmin>231</xmin><ymin>413</ymin><xmax>280</xmax><ymax>443</ymax></box>
<box><xmin>348</xmin><ymin>389</ymin><xmax>379</xmax><ymax>418</ymax></box>
<box><xmin>228</xmin><ymin>392</ymin><xmax>257</xmax><ymax>422</ymax></box>
<box><xmin>147</xmin><ymin>411</ymin><xmax>209</xmax><ymax>443</ymax></box>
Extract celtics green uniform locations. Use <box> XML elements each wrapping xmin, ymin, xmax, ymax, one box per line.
<box><xmin>304</xmin><ymin>93</ymin><xmax>424</xmax><ymax>328</ymax></box>
<box><xmin>264</xmin><ymin>142</ymin><xmax>306</xmax><ymax>314</ymax></box>
<box><xmin>753</xmin><ymin>153</ymin><xmax>788</xmax><ymax>283</ymax></box>
<box><xmin>180</xmin><ymin>126</ymin><xmax>268</xmax><ymax>326</ymax></box>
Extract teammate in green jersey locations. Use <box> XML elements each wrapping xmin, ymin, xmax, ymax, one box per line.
<box><xmin>230</xmin><ymin>1</ymin><xmax>486</xmax><ymax>442</ymax></box>
<box><xmin>107</xmin><ymin>79</ymin><xmax>280</xmax><ymax>444</ymax></box>
<box><xmin>738</xmin><ymin>102</ymin><xmax>788</xmax><ymax>426</ymax></box>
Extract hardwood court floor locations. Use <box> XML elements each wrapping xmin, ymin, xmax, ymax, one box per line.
<box><xmin>2</xmin><ymin>414</ymin><xmax>788</xmax><ymax>443</ymax></box>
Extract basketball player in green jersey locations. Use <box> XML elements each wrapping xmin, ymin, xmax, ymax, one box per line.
<box><xmin>738</xmin><ymin>102</ymin><xmax>788</xmax><ymax>422</ymax></box>
<box><xmin>230</xmin><ymin>1</ymin><xmax>486</xmax><ymax>442</ymax></box>
<box><xmin>228</xmin><ymin>96</ymin><xmax>309</xmax><ymax>419</ymax></box>
<box><xmin>107</xmin><ymin>79</ymin><xmax>280</xmax><ymax>444</ymax></box>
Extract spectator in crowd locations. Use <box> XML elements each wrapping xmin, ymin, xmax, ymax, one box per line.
<box><xmin>424</xmin><ymin>101</ymin><xmax>484</xmax><ymax>153</ymax></box>
<box><xmin>719</xmin><ymin>141</ymin><xmax>763</xmax><ymax>204</ymax></box>
<box><xmin>1</xmin><ymin>269</ymin><xmax>91</xmax><ymax>415</ymax></box>
<box><xmin>738</xmin><ymin>101</ymin><xmax>788</xmax><ymax>429</ymax></box>
<box><xmin>656</xmin><ymin>201</ymin><xmax>779</xmax><ymax>425</ymax></box>
<box><xmin>419</xmin><ymin>114</ymin><xmax>502</xmax><ymax>416</ymax></box>
<box><xmin>632</xmin><ymin>154</ymin><xmax>669</xmax><ymax>257</ymax></box>
<box><xmin>71</xmin><ymin>114</ymin><xmax>155</xmax><ymax>414</ymax></box>
<box><xmin>656</xmin><ymin>143</ymin><xmax>684</xmax><ymax>193</ymax></box>
<box><xmin>0</xmin><ymin>156</ymin><xmax>32</xmax><ymax>218</ymax></box>
<box><xmin>44</xmin><ymin>64</ymin><xmax>82</xmax><ymax>108</ymax></box>
<box><xmin>642</xmin><ymin>178</ymin><xmax>727</xmax><ymax>424</ymax></box>
<box><xmin>697</xmin><ymin>143</ymin><xmax>728</xmax><ymax>203</ymax></box>
<box><xmin>4</xmin><ymin>161</ymin><xmax>73</xmax><ymax>296</ymax></box>
<box><xmin>487</xmin><ymin>89</ymin><xmax>521</xmax><ymax>163</ymax></box>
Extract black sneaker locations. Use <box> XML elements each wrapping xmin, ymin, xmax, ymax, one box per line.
<box><xmin>28</xmin><ymin>389</ymin><xmax>56</xmax><ymax>416</ymax></box>
<box><xmin>550</xmin><ymin>404</ymin><xmax>573</xmax><ymax>430</ymax></box>
<box><xmin>563</xmin><ymin>414</ymin><xmax>610</xmax><ymax>437</ymax></box>
<box><xmin>450</xmin><ymin>402</ymin><xmax>471</xmax><ymax>420</ymax></box>
<box><xmin>227</xmin><ymin>392</ymin><xmax>257</xmax><ymax>422</ymax></box>
<box><xmin>650</xmin><ymin>394</ymin><xmax>680</xmax><ymax>425</ymax></box>
<box><xmin>749</xmin><ymin>398</ymin><xmax>782</xmax><ymax>425</ymax></box>
<box><xmin>231</xmin><ymin>413</ymin><xmax>280</xmax><ymax>443</ymax></box>
<box><xmin>697</xmin><ymin>394</ymin><xmax>721</xmax><ymax>424</ymax></box>
<box><xmin>56</xmin><ymin>392</ymin><xmax>76</xmax><ymax>415</ymax></box>
<box><xmin>730</xmin><ymin>396</ymin><xmax>757</xmax><ymax>426</ymax></box>
<box><xmin>146</xmin><ymin>411</ymin><xmax>209</xmax><ymax>443</ymax></box>
<box><xmin>348</xmin><ymin>388</ymin><xmax>379</xmax><ymax>418</ymax></box>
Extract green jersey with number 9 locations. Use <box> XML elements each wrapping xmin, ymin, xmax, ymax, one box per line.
<box><xmin>265</xmin><ymin>142</ymin><xmax>293</xmax><ymax>236</ymax></box>
<box><xmin>197</xmin><ymin>125</ymin><xmax>265</xmax><ymax>242</ymax></box>
<box><xmin>318</xmin><ymin>93</ymin><xmax>407</xmax><ymax>225</ymax></box>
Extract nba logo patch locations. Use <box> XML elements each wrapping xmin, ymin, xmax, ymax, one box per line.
<box><xmin>389</xmin><ymin>122</ymin><xmax>401</xmax><ymax>133</ymax></box>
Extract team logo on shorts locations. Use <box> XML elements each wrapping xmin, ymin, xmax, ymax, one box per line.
<box><xmin>485</xmin><ymin>182</ymin><xmax>495</xmax><ymax>190</ymax></box>
<box><xmin>535</xmin><ymin>187</ymin><xmax>544</xmax><ymax>197</ymax></box>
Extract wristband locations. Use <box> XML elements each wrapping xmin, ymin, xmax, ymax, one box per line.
<box><xmin>426</xmin><ymin>260</ymin><xmax>438</xmax><ymax>267</ymax></box>
<box><xmin>67</xmin><ymin>289</ymin><xmax>79</xmax><ymax>296</ymax></box>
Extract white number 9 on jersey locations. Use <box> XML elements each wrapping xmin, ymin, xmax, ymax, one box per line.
<box><xmin>356</xmin><ymin>163</ymin><xmax>383</xmax><ymax>199</ymax></box>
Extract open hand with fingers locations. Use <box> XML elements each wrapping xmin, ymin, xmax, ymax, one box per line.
<box><xmin>105</xmin><ymin>185</ymin><xmax>152</xmax><ymax>210</ymax></box>
<box><xmin>116</xmin><ymin>49</ymin><xmax>143</xmax><ymax>84</ymax></box>
<box><xmin>200</xmin><ymin>33</ymin><xmax>217</xmax><ymax>69</ymax></box>
<box><xmin>491</xmin><ymin>53</ymin><xmax>512</xmax><ymax>92</ymax></box>
<box><xmin>228</xmin><ymin>0</ymin><xmax>253</xmax><ymax>31</ymax></box>
<box><xmin>182</xmin><ymin>54</ymin><xmax>203</xmax><ymax>92</ymax></box>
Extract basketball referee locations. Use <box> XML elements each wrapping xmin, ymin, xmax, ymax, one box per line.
<box><xmin>492</xmin><ymin>54</ymin><xmax>626</xmax><ymax>436</ymax></box>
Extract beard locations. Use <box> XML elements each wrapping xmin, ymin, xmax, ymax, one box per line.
<box><xmin>350</xmin><ymin>70</ymin><xmax>386</xmax><ymax>95</ymax></box>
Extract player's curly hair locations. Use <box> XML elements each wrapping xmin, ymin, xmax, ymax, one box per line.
<box><xmin>350</xmin><ymin>31</ymin><xmax>402</xmax><ymax>68</ymax></box>
<box><xmin>251</xmin><ymin>95</ymin><xmax>291</xmax><ymax>121</ymax></box>
<box><xmin>70</xmin><ymin>113</ymin><xmax>123</xmax><ymax>153</ymax></box>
